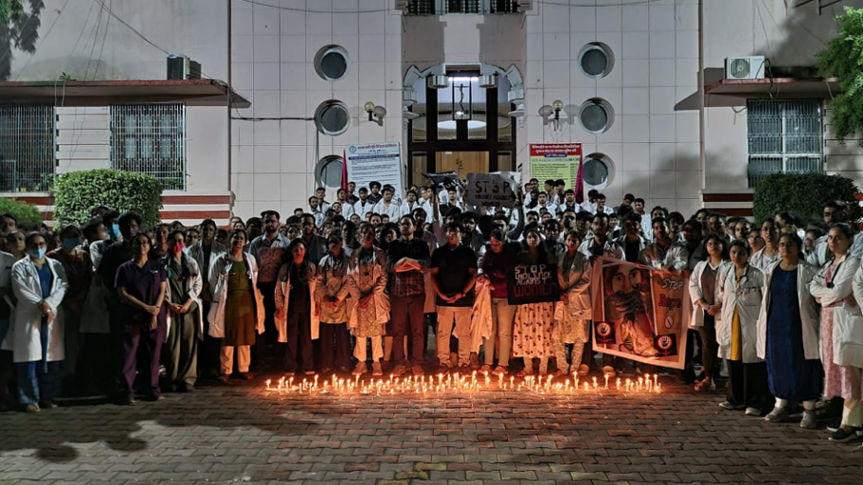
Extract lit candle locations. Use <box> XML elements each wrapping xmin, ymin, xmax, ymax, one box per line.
<box><xmin>604</xmin><ymin>374</ymin><xmax>609</xmax><ymax>389</ymax></box>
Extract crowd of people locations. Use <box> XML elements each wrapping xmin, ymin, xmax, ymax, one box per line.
<box><xmin>0</xmin><ymin>178</ymin><xmax>862</xmax><ymax>444</ymax></box>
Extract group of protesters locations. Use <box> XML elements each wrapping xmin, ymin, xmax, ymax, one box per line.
<box><xmin>0</xmin><ymin>178</ymin><xmax>862</xmax><ymax>444</ymax></box>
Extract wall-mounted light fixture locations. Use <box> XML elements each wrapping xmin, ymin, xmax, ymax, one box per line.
<box><xmin>538</xmin><ymin>99</ymin><xmax>566</xmax><ymax>130</ymax></box>
<box><xmin>364</xmin><ymin>101</ymin><xmax>387</xmax><ymax>126</ymax></box>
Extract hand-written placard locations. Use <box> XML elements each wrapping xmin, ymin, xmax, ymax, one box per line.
<box><xmin>466</xmin><ymin>172</ymin><xmax>520</xmax><ymax>208</ymax></box>
<box><xmin>507</xmin><ymin>263</ymin><xmax>560</xmax><ymax>304</ymax></box>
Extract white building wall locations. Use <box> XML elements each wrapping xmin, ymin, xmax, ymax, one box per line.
<box><xmin>230</xmin><ymin>0</ymin><xmax>403</xmax><ymax>220</ymax></box>
<box><xmin>524</xmin><ymin>0</ymin><xmax>701</xmax><ymax>216</ymax></box>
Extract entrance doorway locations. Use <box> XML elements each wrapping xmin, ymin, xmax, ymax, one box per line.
<box><xmin>435</xmin><ymin>151</ymin><xmax>489</xmax><ymax>180</ymax></box>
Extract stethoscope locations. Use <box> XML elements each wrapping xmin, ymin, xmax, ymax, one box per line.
<box><xmin>817</xmin><ymin>255</ymin><xmax>846</xmax><ymax>288</ymax></box>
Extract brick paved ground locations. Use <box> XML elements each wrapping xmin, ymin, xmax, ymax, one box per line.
<box><xmin>1</xmin><ymin>375</ymin><xmax>862</xmax><ymax>485</ymax></box>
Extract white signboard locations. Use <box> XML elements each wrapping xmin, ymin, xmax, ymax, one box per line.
<box><xmin>466</xmin><ymin>172</ymin><xmax>521</xmax><ymax>208</ymax></box>
<box><xmin>346</xmin><ymin>142</ymin><xmax>402</xmax><ymax>196</ymax></box>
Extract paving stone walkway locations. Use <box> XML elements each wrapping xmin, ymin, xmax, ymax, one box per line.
<box><xmin>1</xmin><ymin>376</ymin><xmax>862</xmax><ymax>484</ymax></box>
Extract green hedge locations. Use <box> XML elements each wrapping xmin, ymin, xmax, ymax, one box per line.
<box><xmin>753</xmin><ymin>173</ymin><xmax>859</xmax><ymax>223</ymax></box>
<box><xmin>53</xmin><ymin>169</ymin><xmax>163</xmax><ymax>228</ymax></box>
<box><xmin>0</xmin><ymin>197</ymin><xmax>43</xmax><ymax>229</ymax></box>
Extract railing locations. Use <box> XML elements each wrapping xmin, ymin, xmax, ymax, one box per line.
<box><xmin>402</xmin><ymin>0</ymin><xmax>524</xmax><ymax>15</ymax></box>
<box><xmin>0</xmin><ymin>105</ymin><xmax>55</xmax><ymax>192</ymax></box>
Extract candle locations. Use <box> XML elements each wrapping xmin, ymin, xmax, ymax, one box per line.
<box><xmin>604</xmin><ymin>374</ymin><xmax>609</xmax><ymax>389</ymax></box>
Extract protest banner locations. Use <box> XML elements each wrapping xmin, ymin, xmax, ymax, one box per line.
<box><xmin>590</xmin><ymin>259</ymin><xmax>689</xmax><ymax>369</ymax></box>
<box><xmin>346</xmin><ymin>143</ymin><xmax>402</xmax><ymax>195</ymax></box>
<box><xmin>465</xmin><ymin>171</ymin><xmax>520</xmax><ymax>208</ymax></box>
<box><xmin>507</xmin><ymin>263</ymin><xmax>560</xmax><ymax>305</ymax></box>
<box><xmin>422</xmin><ymin>171</ymin><xmax>461</xmax><ymax>191</ymax></box>
<box><xmin>529</xmin><ymin>143</ymin><xmax>582</xmax><ymax>188</ymax></box>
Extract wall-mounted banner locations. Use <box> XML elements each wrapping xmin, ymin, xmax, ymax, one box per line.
<box><xmin>590</xmin><ymin>259</ymin><xmax>690</xmax><ymax>369</ymax></box>
<box><xmin>529</xmin><ymin>143</ymin><xmax>582</xmax><ymax>188</ymax></box>
<box><xmin>346</xmin><ymin>142</ymin><xmax>402</xmax><ymax>196</ymax></box>
<box><xmin>466</xmin><ymin>171</ymin><xmax>521</xmax><ymax>208</ymax></box>
<box><xmin>507</xmin><ymin>263</ymin><xmax>560</xmax><ymax>305</ymax></box>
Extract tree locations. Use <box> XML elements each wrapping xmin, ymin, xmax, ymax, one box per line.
<box><xmin>0</xmin><ymin>0</ymin><xmax>44</xmax><ymax>80</ymax></box>
<box><xmin>753</xmin><ymin>173</ymin><xmax>858</xmax><ymax>224</ymax></box>
<box><xmin>818</xmin><ymin>7</ymin><xmax>863</xmax><ymax>146</ymax></box>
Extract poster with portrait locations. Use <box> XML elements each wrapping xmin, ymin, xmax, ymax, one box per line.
<box><xmin>590</xmin><ymin>259</ymin><xmax>689</xmax><ymax>369</ymax></box>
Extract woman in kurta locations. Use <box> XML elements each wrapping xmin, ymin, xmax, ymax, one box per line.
<box><xmin>316</xmin><ymin>234</ymin><xmax>352</xmax><ymax>374</ymax></box>
<box><xmin>689</xmin><ymin>233</ymin><xmax>730</xmax><ymax>392</ymax></box>
<box><xmin>209</xmin><ymin>229</ymin><xmax>264</xmax><ymax>383</ymax></box>
<box><xmin>758</xmin><ymin>233</ymin><xmax>821</xmax><ymax>428</ymax></box>
<box><xmin>717</xmin><ymin>239</ymin><xmax>770</xmax><ymax>416</ymax></box>
<box><xmin>161</xmin><ymin>230</ymin><xmax>203</xmax><ymax>391</ymax></box>
<box><xmin>348</xmin><ymin>224</ymin><xmax>389</xmax><ymax>376</ymax></box>
<box><xmin>810</xmin><ymin>223</ymin><xmax>863</xmax><ymax>441</ymax></box>
<box><xmin>9</xmin><ymin>233</ymin><xmax>68</xmax><ymax>412</ymax></box>
<box><xmin>553</xmin><ymin>230</ymin><xmax>591</xmax><ymax>377</ymax></box>
<box><xmin>750</xmin><ymin>219</ymin><xmax>780</xmax><ymax>272</ymax></box>
<box><xmin>512</xmin><ymin>225</ymin><xmax>555</xmax><ymax>376</ymax></box>
<box><xmin>275</xmin><ymin>238</ymin><xmax>319</xmax><ymax>375</ymax></box>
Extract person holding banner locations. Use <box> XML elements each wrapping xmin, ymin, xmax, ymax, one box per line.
<box><xmin>689</xmin><ymin>233</ymin><xmax>731</xmax><ymax>392</ymax></box>
<box><xmin>810</xmin><ymin>223</ymin><xmax>863</xmax><ymax>441</ymax></box>
<box><xmin>717</xmin><ymin>240</ymin><xmax>771</xmax><ymax>417</ymax></box>
<box><xmin>757</xmin><ymin>233</ymin><xmax>821</xmax><ymax>429</ymax></box>
<box><xmin>512</xmin><ymin>226</ymin><xmax>556</xmax><ymax>376</ymax></box>
<box><xmin>554</xmin><ymin>231</ymin><xmax>592</xmax><ymax>377</ymax></box>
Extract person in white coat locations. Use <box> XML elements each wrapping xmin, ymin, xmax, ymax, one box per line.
<box><xmin>810</xmin><ymin>223</ymin><xmax>863</xmax><ymax>441</ymax></box>
<box><xmin>10</xmin><ymin>233</ymin><xmax>68</xmax><ymax>412</ymax></box>
<box><xmin>717</xmin><ymin>240</ymin><xmax>771</xmax><ymax>416</ymax></box>
<box><xmin>208</xmin><ymin>229</ymin><xmax>265</xmax><ymax>382</ymax></box>
<box><xmin>0</xmin><ymin>249</ymin><xmax>16</xmax><ymax>409</ymax></box>
<box><xmin>186</xmin><ymin>219</ymin><xmax>226</xmax><ymax>380</ymax></box>
<box><xmin>275</xmin><ymin>239</ymin><xmax>320</xmax><ymax>375</ymax></box>
<box><xmin>758</xmin><ymin>233</ymin><xmax>821</xmax><ymax>429</ymax></box>
<box><xmin>689</xmin><ymin>234</ymin><xmax>731</xmax><ymax>392</ymax></box>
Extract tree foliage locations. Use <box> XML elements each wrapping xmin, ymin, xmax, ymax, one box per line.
<box><xmin>0</xmin><ymin>0</ymin><xmax>44</xmax><ymax>80</ymax></box>
<box><xmin>818</xmin><ymin>7</ymin><xmax>863</xmax><ymax>145</ymax></box>
<box><xmin>753</xmin><ymin>172</ymin><xmax>858</xmax><ymax>223</ymax></box>
<box><xmin>0</xmin><ymin>196</ymin><xmax>42</xmax><ymax>229</ymax></box>
<box><xmin>53</xmin><ymin>169</ymin><xmax>164</xmax><ymax>228</ymax></box>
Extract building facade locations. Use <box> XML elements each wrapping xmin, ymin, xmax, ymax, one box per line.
<box><xmin>1</xmin><ymin>0</ymin><xmax>861</xmax><ymax>224</ymax></box>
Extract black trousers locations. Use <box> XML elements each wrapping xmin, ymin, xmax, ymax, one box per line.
<box><xmin>319</xmin><ymin>322</ymin><xmax>350</xmax><ymax>372</ymax></box>
<box><xmin>254</xmin><ymin>281</ymin><xmax>277</xmax><ymax>370</ymax></box>
<box><xmin>283</xmin><ymin>305</ymin><xmax>314</xmax><ymax>373</ymax></box>
<box><xmin>697</xmin><ymin>317</ymin><xmax>719</xmax><ymax>379</ymax></box>
<box><xmin>726</xmin><ymin>359</ymin><xmax>772</xmax><ymax>412</ymax></box>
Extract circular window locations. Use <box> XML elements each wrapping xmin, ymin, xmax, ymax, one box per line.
<box><xmin>583</xmin><ymin>153</ymin><xmax>615</xmax><ymax>189</ymax></box>
<box><xmin>314</xmin><ymin>100</ymin><xmax>350</xmax><ymax>136</ymax></box>
<box><xmin>314</xmin><ymin>45</ymin><xmax>349</xmax><ymax>81</ymax></box>
<box><xmin>578</xmin><ymin>43</ymin><xmax>614</xmax><ymax>78</ymax></box>
<box><xmin>316</xmin><ymin>154</ymin><xmax>343</xmax><ymax>189</ymax></box>
<box><xmin>579</xmin><ymin>98</ymin><xmax>614</xmax><ymax>134</ymax></box>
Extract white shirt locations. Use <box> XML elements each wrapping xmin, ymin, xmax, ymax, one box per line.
<box><xmin>372</xmin><ymin>199</ymin><xmax>401</xmax><ymax>220</ymax></box>
<box><xmin>353</xmin><ymin>199</ymin><xmax>375</xmax><ymax>219</ymax></box>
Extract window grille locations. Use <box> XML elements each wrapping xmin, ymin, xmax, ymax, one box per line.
<box><xmin>0</xmin><ymin>105</ymin><xmax>55</xmax><ymax>192</ymax></box>
<box><xmin>403</xmin><ymin>0</ymin><xmax>523</xmax><ymax>15</ymax></box>
<box><xmin>110</xmin><ymin>104</ymin><xmax>186</xmax><ymax>191</ymax></box>
<box><xmin>747</xmin><ymin>99</ymin><xmax>822</xmax><ymax>188</ymax></box>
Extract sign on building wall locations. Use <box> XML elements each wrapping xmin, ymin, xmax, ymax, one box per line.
<box><xmin>590</xmin><ymin>259</ymin><xmax>690</xmax><ymax>370</ymax></box>
<box><xmin>529</xmin><ymin>143</ymin><xmax>582</xmax><ymax>188</ymax></box>
<box><xmin>346</xmin><ymin>142</ymin><xmax>403</xmax><ymax>195</ymax></box>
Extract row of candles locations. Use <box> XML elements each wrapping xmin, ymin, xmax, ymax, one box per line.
<box><xmin>263</xmin><ymin>371</ymin><xmax>662</xmax><ymax>395</ymax></box>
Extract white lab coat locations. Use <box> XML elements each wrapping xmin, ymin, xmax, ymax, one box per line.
<box><xmin>688</xmin><ymin>259</ymin><xmax>731</xmax><ymax>328</ymax></box>
<box><xmin>187</xmin><ymin>241</ymin><xmax>227</xmax><ymax>300</ymax></box>
<box><xmin>756</xmin><ymin>260</ymin><xmax>820</xmax><ymax>361</ymax></box>
<box><xmin>8</xmin><ymin>257</ymin><xmax>68</xmax><ymax>363</ymax></box>
<box><xmin>371</xmin><ymin>199</ymin><xmax>401</xmax><ymax>220</ymax></box>
<box><xmin>810</xmin><ymin>255</ymin><xmax>861</xmax><ymax>366</ymax></box>
<box><xmin>207</xmin><ymin>252</ymin><xmax>265</xmax><ymax>338</ymax></box>
<box><xmin>717</xmin><ymin>264</ymin><xmax>764</xmax><ymax>363</ymax></box>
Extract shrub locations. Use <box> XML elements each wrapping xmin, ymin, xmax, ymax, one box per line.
<box><xmin>753</xmin><ymin>173</ymin><xmax>859</xmax><ymax>223</ymax></box>
<box><xmin>54</xmin><ymin>169</ymin><xmax>163</xmax><ymax>228</ymax></box>
<box><xmin>0</xmin><ymin>197</ymin><xmax>42</xmax><ymax>229</ymax></box>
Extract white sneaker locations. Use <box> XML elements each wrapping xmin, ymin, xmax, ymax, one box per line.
<box><xmin>764</xmin><ymin>406</ymin><xmax>790</xmax><ymax>423</ymax></box>
<box><xmin>744</xmin><ymin>407</ymin><xmax>761</xmax><ymax>416</ymax></box>
<box><xmin>602</xmin><ymin>365</ymin><xmax>616</xmax><ymax>377</ymax></box>
<box><xmin>800</xmin><ymin>410</ymin><xmax>817</xmax><ymax>429</ymax></box>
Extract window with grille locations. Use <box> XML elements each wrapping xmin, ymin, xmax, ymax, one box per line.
<box><xmin>0</xmin><ymin>105</ymin><xmax>55</xmax><ymax>192</ymax></box>
<box><xmin>403</xmin><ymin>0</ymin><xmax>522</xmax><ymax>15</ymax></box>
<box><xmin>110</xmin><ymin>104</ymin><xmax>186</xmax><ymax>190</ymax></box>
<box><xmin>747</xmin><ymin>99</ymin><xmax>822</xmax><ymax>188</ymax></box>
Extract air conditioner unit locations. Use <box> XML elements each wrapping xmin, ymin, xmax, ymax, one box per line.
<box><xmin>167</xmin><ymin>54</ymin><xmax>201</xmax><ymax>80</ymax></box>
<box><xmin>725</xmin><ymin>56</ymin><xmax>766</xmax><ymax>80</ymax></box>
